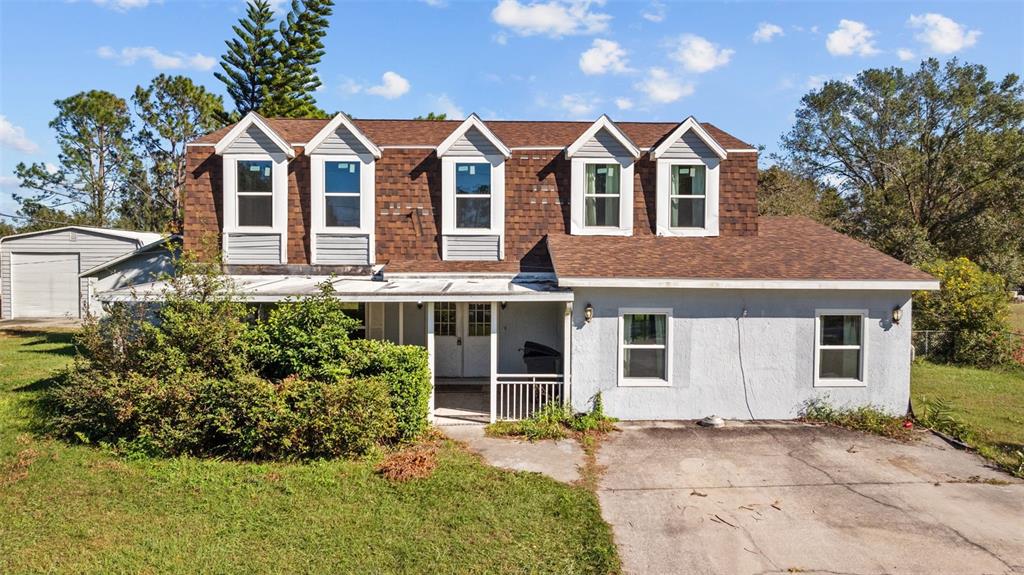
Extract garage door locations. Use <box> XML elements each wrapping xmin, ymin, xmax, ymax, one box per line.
<box><xmin>10</xmin><ymin>253</ymin><xmax>80</xmax><ymax>318</ymax></box>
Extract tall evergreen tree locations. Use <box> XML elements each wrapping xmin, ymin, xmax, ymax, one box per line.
<box><xmin>13</xmin><ymin>90</ymin><xmax>137</xmax><ymax>228</ymax></box>
<box><xmin>264</xmin><ymin>0</ymin><xmax>334</xmax><ymax>118</ymax></box>
<box><xmin>215</xmin><ymin>0</ymin><xmax>277</xmax><ymax>116</ymax></box>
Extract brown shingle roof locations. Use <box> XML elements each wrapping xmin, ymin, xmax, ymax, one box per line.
<box><xmin>192</xmin><ymin>117</ymin><xmax>753</xmax><ymax>150</ymax></box>
<box><xmin>546</xmin><ymin>217</ymin><xmax>937</xmax><ymax>283</ymax></box>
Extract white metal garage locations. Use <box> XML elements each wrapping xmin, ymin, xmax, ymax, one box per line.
<box><xmin>0</xmin><ymin>227</ymin><xmax>162</xmax><ymax>319</ymax></box>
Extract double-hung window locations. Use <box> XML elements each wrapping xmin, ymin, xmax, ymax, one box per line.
<box><xmin>455</xmin><ymin>162</ymin><xmax>491</xmax><ymax>229</ymax></box>
<box><xmin>236</xmin><ymin>160</ymin><xmax>274</xmax><ymax>227</ymax></box>
<box><xmin>619</xmin><ymin>309</ymin><xmax>671</xmax><ymax>386</ymax></box>
<box><xmin>324</xmin><ymin>160</ymin><xmax>361</xmax><ymax>228</ymax></box>
<box><xmin>670</xmin><ymin>165</ymin><xmax>706</xmax><ymax>228</ymax></box>
<box><xmin>815</xmin><ymin>311</ymin><xmax>866</xmax><ymax>386</ymax></box>
<box><xmin>585</xmin><ymin>164</ymin><xmax>621</xmax><ymax>228</ymax></box>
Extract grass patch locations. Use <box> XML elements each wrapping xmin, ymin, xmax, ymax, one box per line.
<box><xmin>799</xmin><ymin>398</ymin><xmax>915</xmax><ymax>441</ymax></box>
<box><xmin>0</xmin><ymin>329</ymin><xmax>619</xmax><ymax>574</ymax></box>
<box><xmin>486</xmin><ymin>397</ymin><xmax>616</xmax><ymax>443</ymax></box>
<box><xmin>912</xmin><ymin>360</ymin><xmax>1024</xmax><ymax>477</ymax></box>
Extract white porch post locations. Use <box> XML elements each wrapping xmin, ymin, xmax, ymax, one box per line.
<box><xmin>426</xmin><ymin>302</ymin><xmax>435</xmax><ymax>422</ymax></box>
<box><xmin>398</xmin><ymin>302</ymin><xmax>405</xmax><ymax>345</ymax></box>
<box><xmin>489</xmin><ymin>301</ymin><xmax>498</xmax><ymax>423</ymax></box>
<box><xmin>563</xmin><ymin>301</ymin><xmax>572</xmax><ymax>408</ymax></box>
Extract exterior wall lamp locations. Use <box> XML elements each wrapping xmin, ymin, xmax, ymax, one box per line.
<box><xmin>892</xmin><ymin>305</ymin><xmax>903</xmax><ymax>325</ymax></box>
<box><xmin>584</xmin><ymin>303</ymin><xmax>594</xmax><ymax>323</ymax></box>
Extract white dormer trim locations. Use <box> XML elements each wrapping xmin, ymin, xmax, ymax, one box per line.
<box><xmin>565</xmin><ymin>115</ymin><xmax>641</xmax><ymax>159</ymax></box>
<box><xmin>651</xmin><ymin>116</ymin><xmax>727</xmax><ymax>160</ymax></box>
<box><xmin>214</xmin><ymin>112</ymin><xmax>295</xmax><ymax>158</ymax></box>
<box><xmin>304</xmin><ymin>112</ymin><xmax>382</xmax><ymax>158</ymax></box>
<box><xmin>436</xmin><ymin>114</ymin><xmax>512</xmax><ymax>159</ymax></box>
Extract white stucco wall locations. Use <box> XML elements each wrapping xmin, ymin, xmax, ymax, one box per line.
<box><xmin>569</xmin><ymin>288</ymin><xmax>914</xmax><ymax>420</ymax></box>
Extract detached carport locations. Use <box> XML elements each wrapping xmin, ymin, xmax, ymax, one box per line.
<box><xmin>0</xmin><ymin>226</ymin><xmax>161</xmax><ymax>319</ymax></box>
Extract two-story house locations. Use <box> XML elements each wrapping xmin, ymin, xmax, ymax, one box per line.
<box><xmin>159</xmin><ymin>111</ymin><xmax>937</xmax><ymax>423</ymax></box>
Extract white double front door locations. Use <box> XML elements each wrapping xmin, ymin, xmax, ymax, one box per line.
<box><xmin>434</xmin><ymin>302</ymin><xmax>491</xmax><ymax>378</ymax></box>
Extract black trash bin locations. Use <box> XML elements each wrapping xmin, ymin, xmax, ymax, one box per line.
<box><xmin>522</xmin><ymin>341</ymin><xmax>562</xmax><ymax>374</ymax></box>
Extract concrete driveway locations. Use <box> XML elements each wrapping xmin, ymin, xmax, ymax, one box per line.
<box><xmin>597</xmin><ymin>421</ymin><xmax>1024</xmax><ymax>575</ymax></box>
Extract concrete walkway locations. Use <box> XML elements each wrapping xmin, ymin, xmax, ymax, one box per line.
<box><xmin>597</xmin><ymin>421</ymin><xmax>1024</xmax><ymax>575</ymax></box>
<box><xmin>0</xmin><ymin>318</ymin><xmax>81</xmax><ymax>330</ymax></box>
<box><xmin>441</xmin><ymin>424</ymin><xmax>585</xmax><ymax>484</ymax></box>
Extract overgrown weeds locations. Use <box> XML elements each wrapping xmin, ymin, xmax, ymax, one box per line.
<box><xmin>486</xmin><ymin>394</ymin><xmax>616</xmax><ymax>442</ymax></box>
<box><xmin>800</xmin><ymin>398</ymin><xmax>915</xmax><ymax>441</ymax></box>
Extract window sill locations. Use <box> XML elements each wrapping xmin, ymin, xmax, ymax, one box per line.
<box><xmin>619</xmin><ymin>378</ymin><xmax>672</xmax><ymax>388</ymax></box>
<box><xmin>573</xmin><ymin>227</ymin><xmax>632</xmax><ymax>237</ymax></box>
<box><xmin>657</xmin><ymin>228</ymin><xmax>718</xmax><ymax>237</ymax></box>
<box><xmin>813</xmin><ymin>379</ymin><xmax>866</xmax><ymax>388</ymax></box>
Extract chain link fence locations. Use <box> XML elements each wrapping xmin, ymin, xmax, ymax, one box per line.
<box><xmin>912</xmin><ymin>330</ymin><xmax>952</xmax><ymax>359</ymax></box>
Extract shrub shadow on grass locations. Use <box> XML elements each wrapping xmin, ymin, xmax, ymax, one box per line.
<box><xmin>1</xmin><ymin>329</ymin><xmax>76</xmax><ymax>356</ymax></box>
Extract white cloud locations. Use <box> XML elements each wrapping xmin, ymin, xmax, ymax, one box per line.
<box><xmin>0</xmin><ymin>175</ymin><xmax>20</xmax><ymax>188</ymax></box>
<box><xmin>432</xmin><ymin>94</ymin><xmax>465</xmax><ymax>119</ymax></box>
<box><xmin>559</xmin><ymin>94</ymin><xmax>599</xmax><ymax>118</ymax></box>
<box><xmin>752</xmin><ymin>22</ymin><xmax>784</xmax><ymax>43</ymax></box>
<box><xmin>97</xmin><ymin>46</ymin><xmax>215</xmax><ymax>71</ymax></box>
<box><xmin>668</xmin><ymin>34</ymin><xmax>733</xmax><ymax>73</ymax></box>
<box><xmin>365</xmin><ymin>71</ymin><xmax>411</xmax><ymax>99</ymax></box>
<box><xmin>635</xmin><ymin>67</ymin><xmax>694</xmax><ymax>103</ymax></box>
<box><xmin>491</xmin><ymin>0</ymin><xmax>610</xmax><ymax>38</ymax></box>
<box><xmin>92</xmin><ymin>0</ymin><xmax>151</xmax><ymax>10</ymax></box>
<box><xmin>897</xmin><ymin>48</ymin><xmax>916</xmax><ymax>61</ymax></box>
<box><xmin>805</xmin><ymin>74</ymin><xmax>829</xmax><ymax>90</ymax></box>
<box><xmin>579</xmin><ymin>39</ymin><xmax>630</xmax><ymax>75</ymax></box>
<box><xmin>0</xmin><ymin>116</ymin><xmax>39</xmax><ymax>154</ymax></box>
<box><xmin>614</xmin><ymin>97</ymin><xmax>633</xmax><ymax>110</ymax></box>
<box><xmin>421</xmin><ymin>0</ymin><xmax>447</xmax><ymax>6</ymax></box>
<box><xmin>908</xmin><ymin>13</ymin><xmax>980</xmax><ymax>54</ymax></box>
<box><xmin>825</xmin><ymin>19</ymin><xmax>879</xmax><ymax>56</ymax></box>
<box><xmin>641</xmin><ymin>0</ymin><xmax>665</xmax><ymax>23</ymax></box>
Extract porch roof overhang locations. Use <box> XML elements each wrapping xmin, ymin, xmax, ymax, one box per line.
<box><xmin>97</xmin><ymin>274</ymin><xmax>574</xmax><ymax>303</ymax></box>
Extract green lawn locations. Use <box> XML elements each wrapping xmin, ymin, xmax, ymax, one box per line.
<box><xmin>912</xmin><ymin>360</ymin><xmax>1024</xmax><ymax>476</ymax></box>
<box><xmin>0</xmin><ymin>330</ymin><xmax>619</xmax><ymax>574</ymax></box>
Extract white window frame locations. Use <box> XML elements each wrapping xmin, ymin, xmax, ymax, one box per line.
<box><xmin>617</xmin><ymin>307</ymin><xmax>673</xmax><ymax>387</ymax></box>
<box><xmin>571</xmin><ymin>157</ymin><xmax>635</xmax><ymax>236</ymax></box>
<box><xmin>221</xmin><ymin>153</ymin><xmax>289</xmax><ymax>263</ymax></box>
<box><xmin>813</xmin><ymin>308</ymin><xmax>868</xmax><ymax>388</ymax></box>
<box><xmin>440</xmin><ymin>155</ymin><xmax>506</xmax><ymax>250</ymax></box>
<box><xmin>656</xmin><ymin>158</ymin><xmax>720</xmax><ymax>237</ymax></box>
<box><xmin>309</xmin><ymin>153</ymin><xmax>376</xmax><ymax>264</ymax></box>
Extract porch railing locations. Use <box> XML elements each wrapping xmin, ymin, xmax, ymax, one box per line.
<box><xmin>494</xmin><ymin>374</ymin><xmax>564</xmax><ymax>421</ymax></box>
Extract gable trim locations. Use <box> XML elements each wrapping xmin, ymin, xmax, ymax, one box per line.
<box><xmin>435</xmin><ymin>114</ymin><xmax>512</xmax><ymax>159</ymax></box>
<box><xmin>565</xmin><ymin>115</ymin><xmax>641</xmax><ymax>159</ymax></box>
<box><xmin>652</xmin><ymin>116</ymin><xmax>728</xmax><ymax>160</ymax></box>
<box><xmin>303</xmin><ymin>112</ymin><xmax>382</xmax><ymax>158</ymax></box>
<box><xmin>213</xmin><ymin>112</ymin><xmax>295</xmax><ymax>157</ymax></box>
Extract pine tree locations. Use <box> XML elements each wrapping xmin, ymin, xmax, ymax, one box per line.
<box><xmin>263</xmin><ymin>0</ymin><xmax>334</xmax><ymax>118</ymax></box>
<box><xmin>214</xmin><ymin>0</ymin><xmax>277</xmax><ymax>116</ymax></box>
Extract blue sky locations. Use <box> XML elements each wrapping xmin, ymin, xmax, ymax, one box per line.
<box><xmin>1</xmin><ymin>0</ymin><xmax>1022</xmax><ymax>219</ymax></box>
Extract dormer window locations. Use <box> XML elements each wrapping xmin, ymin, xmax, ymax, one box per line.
<box><xmin>237</xmin><ymin>160</ymin><xmax>274</xmax><ymax>227</ymax></box>
<box><xmin>585</xmin><ymin>164</ymin><xmax>620</xmax><ymax>227</ymax></box>
<box><xmin>304</xmin><ymin>113</ymin><xmax>382</xmax><ymax>265</ymax></box>
<box><xmin>652</xmin><ymin>116</ymin><xmax>728</xmax><ymax>237</ymax></box>
<box><xmin>670</xmin><ymin>165</ymin><xmax>706</xmax><ymax>229</ymax></box>
<box><xmin>436</xmin><ymin>114</ymin><xmax>511</xmax><ymax>261</ymax></box>
<box><xmin>214</xmin><ymin>112</ymin><xmax>294</xmax><ymax>265</ymax></box>
<box><xmin>566</xmin><ymin>116</ymin><xmax>641</xmax><ymax>236</ymax></box>
<box><xmin>455</xmin><ymin>162</ymin><xmax>492</xmax><ymax>229</ymax></box>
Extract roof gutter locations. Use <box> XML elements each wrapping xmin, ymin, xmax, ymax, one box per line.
<box><xmin>555</xmin><ymin>277</ymin><xmax>941</xmax><ymax>291</ymax></box>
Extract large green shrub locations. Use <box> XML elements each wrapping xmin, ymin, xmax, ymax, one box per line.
<box><xmin>245</xmin><ymin>282</ymin><xmax>361</xmax><ymax>381</ymax></box>
<box><xmin>280</xmin><ymin>377</ymin><xmax>396</xmax><ymax>458</ymax></box>
<box><xmin>915</xmin><ymin>258</ymin><xmax>1015</xmax><ymax>367</ymax></box>
<box><xmin>343</xmin><ymin>339</ymin><xmax>432</xmax><ymax>442</ymax></box>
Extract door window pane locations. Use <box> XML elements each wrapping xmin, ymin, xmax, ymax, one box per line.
<box><xmin>238</xmin><ymin>195</ymin><xmax>273</xmax><ymax>227</ymax></box>
<box><xmin>326</xmin><ymin>195</ymin><xmax>360</xmax><ymax>227</ymax></box>
<box><xmin>434</xmin><ymin>302</ymin><xmax>457</xmax><ymax>337</ymax></box>
<box><xmin>467</xmin><ymin>303</ymin><xmax>491</xmax><ymax>337</ymax></box>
